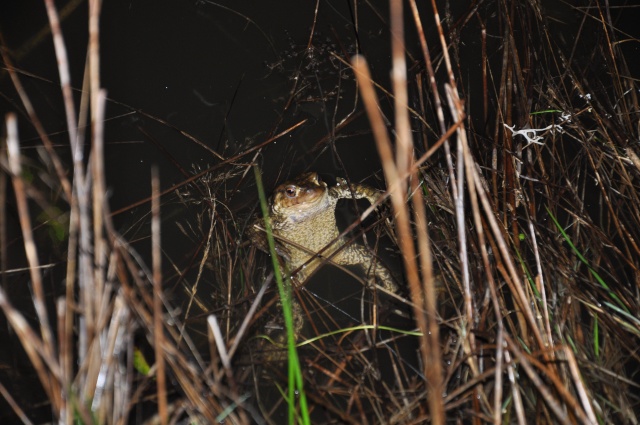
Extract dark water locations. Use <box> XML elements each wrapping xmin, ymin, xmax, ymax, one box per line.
<box><xmin>2</xmin><ymin>0</ymin><xmax>418</xmax><ymax>207</ymax></box>
<box><xmin>99</xmin><ymin>0</ymin><xmax>414</xmax><ymax>208</ymax></box>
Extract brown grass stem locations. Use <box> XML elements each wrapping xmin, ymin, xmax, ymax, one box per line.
<box><xmin>43</xmin><ymin>0</ymin><xmax>78</xmax><ymax>158</ymax></box>
<box><xmin>390</xmin><ymin>0</ymin><xmax>412</xmax><ymax>182</ymax></box>
<box><xmin>506</xmin><ymin>336</ymin><xmax>593</xmax><ymax>425</ymax></box>
<box><xmin>563</xmin><ymin>346</ymin><xmax>598</xmax><ymax>424</ymax></box>
<box><xmin>0</xmin><ymin>381</ymin><xmax>34</xmax><ymax>425</ymax></box>
<box><xmin>407</xmin><ymin>0</ymin><xmax>447</xmax><ymax>137</ymax></box>
<box><xmin>5</xmin><ymin>113</ymin><xmax>61</xmax><ymax>409</ymax></box>
<box><xmin>227</xmin><ymin>277</ymin><xmax>271</xmax><ymax>361</ymax></box>
<box><xmin>0</xmin><ymin>37</ymin><xmax>73</xmax><ymax>201</ymax></box>
<box><xmin>410</xmin><ymin>174</ymin><xmax>445</xmax><ymax>422</ymax></box>
<box><xmin>151</xmin><ymin>166</ymin><xmax>168</xmax><ymax>425</ymax></box>
<box><xmin>351</xmin><ymin>54</ymin><xmax>444</xmax><ymax>423</ymax></box>
<box><xmin>469</xmin><ymin>151</ymin><xmax>547</xmax><ymax>352</ymax></box>
<box><xmin>0</xmin><ymin>288</ymin><xmax>62</xmax><ymax>405</ymax></box>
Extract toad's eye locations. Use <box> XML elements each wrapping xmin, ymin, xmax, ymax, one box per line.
<box><xmin>284</xmin><ymin>186</ymin><xmax>297</xmax><ymax>198</ymax></box>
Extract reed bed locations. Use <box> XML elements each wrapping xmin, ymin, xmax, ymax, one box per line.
<box><xmin>1</xmin><ymin>0</ymin><xmax>638</xmax><ymax>424</ymax></box>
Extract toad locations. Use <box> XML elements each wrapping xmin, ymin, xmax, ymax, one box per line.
<box><xmin>250</xmin><ymin>172</ymin><xmax>397</xmax><ymax>293</ymax></box>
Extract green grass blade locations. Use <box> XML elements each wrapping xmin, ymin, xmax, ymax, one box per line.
<box><xmin>254</xmin><ymin>167</ymin><xmax>310</xmax><ymax>425</ymax></box>
<box><xmin>297</xmin><ymin>325</ymin><xmax>422</xmax><ymax>347</ymax></box>
<box><xmin>545</xmin><ymin>207</ymin><xmax>628</xmax><ymax>313</ymax></box>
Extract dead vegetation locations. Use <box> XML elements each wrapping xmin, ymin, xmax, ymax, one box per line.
<box><xmin>1</xmin><ymin>0</ymin><xmax>639</xmax><ymax>424</ymax></box>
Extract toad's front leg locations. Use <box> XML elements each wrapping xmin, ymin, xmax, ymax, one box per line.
<box><xmin>333</xmin><ymin>177</ymin><xmax>383</xmax><ymax>206</ymax></box>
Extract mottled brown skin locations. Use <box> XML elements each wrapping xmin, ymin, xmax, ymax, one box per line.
<box><xmin>251</xmin><ymin>172</ymin><xmax>397</xmax><ymax>293</ymax></box>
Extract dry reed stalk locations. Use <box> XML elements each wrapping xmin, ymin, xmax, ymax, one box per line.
<box><xmin>227</xmin><ymin>277</ymin><xmax>271</xmax><ymax>361</ymax></box>
<box><xmin>407</xmin><ymin>0</ymin><xmax>446</xmax><ymax>137</ymax></box>
<box><xmin>410</xmin><ymin>173</ymin><xmax>444</xmax><ymax>420</ymax></box>
<box><xmin>90</xmin><ymin>51</ymin><xmax>108</xmax><ymax>369</ymax></box>
<box><xmin>562</xmin><ymin>345</ymin><xmax>598</xmax><ymax>424</ymax></box>
<box><xmin>0</xmin><ymin>39</ymin><xmax>73</xmax><ymax>201</ymax></box>
<box><xmin>0</xmin><ymin>286</ymin><xmax>62</xmax><ymax>407</ymax></box>
<box><xmin>504</xmin><ymin>349</ymin><xmax>526</xmax><ymax>425</ymax></box>
<box><xmin>55</xmin><ymin>297</ymin><xmax>69</xmax><ymax>424</ymax></box>
<box><xmin>5</xmin><ymin>113</ymin><xmax>62</xmax><ymax>410</ymax></box>
<box><xmin>506</xmin><ymin>336</ymin><xmax>594</xmax><ymax>425</ymax></box>
<box><xmin>151</xmin><ymin>166</ymin><xmax>168</xmax><ymax>425</ymax></box>
<box><xmin>93</xmin><ymin>293</ymin><xmax>130</xmax><ymax>424</ymax></box>
<box><xmin>0</xmin><ymin>381</ymin><xmax>34</xmax><ymax>425</ymax></box>
<box><xmin>44</xmin><ymin>0</ymin><xmax>93</xmax><ymax>383</ymax></box>
<box><xmin>62</xmin><ymin>144</ymin><xmax>80</xmax><ymax>424</ymax></box>
<box><xmin>352</xmin><ymin>51</ymin><xmax>447</xmax><ymax>423</ymax></box>
<box><xmin>43</xmin><ymin>0</ymin><xmax>78</xmax><ymax>151</ymax></box>
<box><xmin>390</xmin><ymin>0</ymin><xmax>412</xmax><ymax>181</ymax></box>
